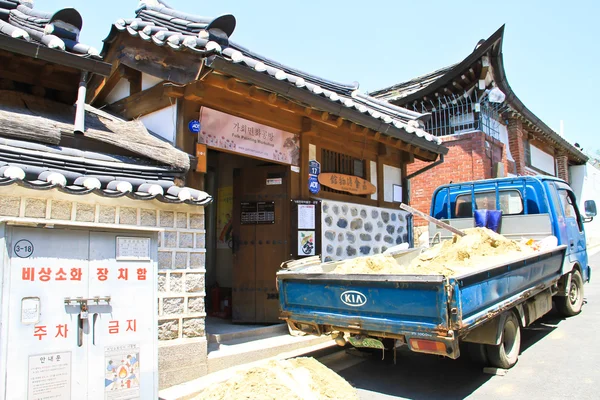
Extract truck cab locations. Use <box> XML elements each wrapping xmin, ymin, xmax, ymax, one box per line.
<box><xmin>430</xmin><ymin>175</ymin><xmax>596</xmax><ymax>314</ymax></box>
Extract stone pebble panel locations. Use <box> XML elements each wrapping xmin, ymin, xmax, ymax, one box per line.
<box><xmin>321</xmin><ymin>200</ymin><xmax>410</xmax><ymax>262</ymax></box>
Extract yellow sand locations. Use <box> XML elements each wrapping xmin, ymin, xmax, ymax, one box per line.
<box><xmin>196</xmin><ymin>357</ymin><xmax>358</xmax><ymax>400</ymax></box>
<box><xmin>332</xmin><ymin>227</ymin><xmax>534</xmax><ymax>276</ymax></box>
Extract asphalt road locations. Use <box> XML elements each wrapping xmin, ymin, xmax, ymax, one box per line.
<box><xmin>317</xmin><ymin>250</ymin><xmax>600</xmax><ymax>400</ymax></box>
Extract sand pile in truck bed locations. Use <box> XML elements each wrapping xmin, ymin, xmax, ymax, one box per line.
<box><xmin>195</xmin><ymin>357</ymin><xmax>358</xmax><ymax>400</ymax></box>
<box><xmin>332</xmin><ymin>227</ymin><xmax>535</xmax><ymax>276</ymax></box>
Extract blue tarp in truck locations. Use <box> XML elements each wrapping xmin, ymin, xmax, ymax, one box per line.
<box><xmin>277</xmin><ymin>176</ymin><xmax>597</xmax><ymax>368</ymax></box>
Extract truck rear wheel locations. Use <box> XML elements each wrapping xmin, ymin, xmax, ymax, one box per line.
<box><xmin>555</xmin><ymin>270</ymin><xmax>584</xmax><ymax>317</ymax></box>
<box><xmin>486</xmin><ymin>311</ymin><xmax>521</xmax><ymax>369</ymax></box>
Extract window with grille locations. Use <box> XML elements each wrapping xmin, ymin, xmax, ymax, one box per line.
<box><xmin>321</xmin><ymin>149</ymin><xmax>366</xmax><ymax>195</ymax></box>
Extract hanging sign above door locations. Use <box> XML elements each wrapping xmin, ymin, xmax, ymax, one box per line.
<box><xmin>318</xmin><ymin>173</ymin><xmax>376</xmax><ymax>195</ymax></box>
<box><xmin>199</xmin><ymin>107</ymin><xmax>300</xmax><ymax>166</ymax></box>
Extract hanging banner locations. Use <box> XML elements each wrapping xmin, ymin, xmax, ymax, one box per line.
<box><xmin>199</xmin><ymin>107</ymin><xmax>300</xmax><ymax>166</ymax></box>
<box><xmin>217</xmin><ymin>186</ymin><xmax>233</xmax><ymax>249</ymax></box>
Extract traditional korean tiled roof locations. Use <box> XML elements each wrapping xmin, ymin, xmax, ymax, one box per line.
<box><xmin>0</xmin><ymin>136</ymin><xmax>212</xmax><ymax>206</ymax></box>
<box><xmin>0</xmin><ymin>90</ymin><xmax>191</xmax><ymax>170</ymax></box>
<box><xmin>105</xmin><ymin>0</ymin><xmax>444</xmax><ymax>149</ymax></box>
<box><xmin>0</xmin><ymin>0</ymin><xmax>99</xmax><ymax>57</ymax></box>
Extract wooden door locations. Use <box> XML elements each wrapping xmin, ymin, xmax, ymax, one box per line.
<box><xmin>232</xmin><ymin>165</ymin><xmax>289</xmax><ymax>323</ymax></box>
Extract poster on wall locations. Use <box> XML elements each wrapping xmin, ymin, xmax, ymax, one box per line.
<box><xmin>297</xmin><ymin>231</ymin><xmax>316</xmax><ymax>256</ymax></box>
<box><xmin>217</xmin><ymin>186</ymin><xmax>233</xmax><ymax>249</ymax></box>
<box><xmin>28</xmin><ymin>351</ymin><xmax>71</xmax><ymax>400</ymax></box>
<box><xmin>104</xmin><ymin>344</ymin><xmax>140</xmax><ymax>399</ymax></box>
<box><xmin>199</xmin><ymin>107</ymin><xmax>300</xmax><ymax>166</ymax></box>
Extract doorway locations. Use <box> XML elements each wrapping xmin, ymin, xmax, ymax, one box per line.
<box><xmin>205</xmin><ymin>150</ymin><xmax>290</xmax><ymax>326</ymax></box>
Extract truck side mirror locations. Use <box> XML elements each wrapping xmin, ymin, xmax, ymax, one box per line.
<box><xmin>584</xmin><ymin>200</ymin><xmax>597</xmax><ymax>222</ymax></box>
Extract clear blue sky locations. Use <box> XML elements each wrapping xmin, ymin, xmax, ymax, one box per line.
<box><xmin>42</xmin><ymin>0</ymin><xmax>598</xmax><ymax>154</ymax></box>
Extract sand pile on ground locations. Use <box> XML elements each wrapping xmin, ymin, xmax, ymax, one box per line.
<box><xmin>332</xmin><ymin>227</ymin><xmax>534</xmax><ymax>276</ymax></box>
<box><xmin>196</xmin><ymin>357</ymin><xmax>358</xmax><ymax>400</ymax></box>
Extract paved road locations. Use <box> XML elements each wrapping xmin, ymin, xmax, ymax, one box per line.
<box><xmin>318</xmin><ymin>250</ymin><xmax>600</xmax><ymax>400</ymax></box>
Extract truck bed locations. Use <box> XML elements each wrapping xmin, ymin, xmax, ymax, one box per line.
<box><xmin>277</xmin><ymin>246</ymin><xmax>567</xmax><ymax>343</ymax></box>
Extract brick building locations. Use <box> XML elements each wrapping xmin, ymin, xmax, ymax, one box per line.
<box><xmin>371</xmin><ymin>26</ymin><xmax>587</xmax><ymax>226</ymax></box>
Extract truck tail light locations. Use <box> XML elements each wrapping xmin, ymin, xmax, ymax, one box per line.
<box><xmin>409</xmin><ymin>338</ymin><xmax>447</xmax><ymax>355</ymax></box>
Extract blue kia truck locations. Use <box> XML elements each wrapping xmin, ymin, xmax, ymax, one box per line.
<box><xmin>277</xmin><ymin>176</ymin><xmax>597</xmax><ymax>368</ymax></box>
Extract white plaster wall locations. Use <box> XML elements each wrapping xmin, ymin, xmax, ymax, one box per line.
<box><xmin>570</xmin><ymin>164</ymin><xmax>600</xmax><ymax>247</ymax></box>
<box><xmin>142</xmin><ymin>73</ymin><xmax>163</xmax><ymax>91</ymax></box>
<box><xmin>140</xmin><ymin>105</ymin><xmax>177</xmax><ymax>143</ymax></box>
<box><xmin>370</xmin><ymin>160</ymin><xmax>377</xmax><ymax>200</ymax></box>
<box><xmin>105</xmin><ymin>78</ymin><xmax>130</xmax><ymax>104</ymax></box>
<box><xmin>383</xmin><ymin>164</ymin><xmax>402</xmax><ymax>203</ymax></box>
<box><xmin>530</xmin><ymin>144</ymin><xmax>555</xmax><ymax>175</ymax></box>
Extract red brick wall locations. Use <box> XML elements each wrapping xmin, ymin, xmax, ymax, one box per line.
<box><xmin>408</xmin><ymin>131</ymin><xmax>508</xmax><ymax>226</ymax></box>
<box><xmin>507</xmin><ymin>118</ymin><xmax>525</xmax><ymax>176</ymax></box>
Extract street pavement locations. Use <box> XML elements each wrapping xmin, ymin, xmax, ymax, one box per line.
<box><xmin>316</xmin><ymin>250</ymin><xmax>600</xmax><ymax>400</ymax></box>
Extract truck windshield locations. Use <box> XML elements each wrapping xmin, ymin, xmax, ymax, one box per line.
<box><xmin>454</xmin><ymin>190</ymin><xmax>523</xmax><ymax>218</ymax></box>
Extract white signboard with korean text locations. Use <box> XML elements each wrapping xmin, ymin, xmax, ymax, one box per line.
<box><xmin>1</xmin><ymin>227</ymin><xmax>157</xmax><ymax>400</ymax></box>
<box><xmin>199</xmin><ymin>107</ymin><xmax>300</xmax><ymax>165</ymax></box>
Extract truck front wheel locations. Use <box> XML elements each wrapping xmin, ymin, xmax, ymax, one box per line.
<box><xmin>486</xmin><ymin>311</ymin><xmax>521</xmax><ymax>369</ymax></box>
<box><xmin>555</xmin><ymin>270</ymin><xmax>584</xmax><ymax>317</ymax></box>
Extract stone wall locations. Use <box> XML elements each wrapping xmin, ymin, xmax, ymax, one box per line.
<box><xmin>0</xmin><ymin>186</ymin><xmax>207</xmax><ymax>388</ymax></box>
<box><xmin>321</xmin><ymin>200</ymin><xmax>410</xmax><ymax>261</ymax></box>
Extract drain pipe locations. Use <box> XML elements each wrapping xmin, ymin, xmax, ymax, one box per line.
<box><xmin>405</xmin><ymin>154</ymin><xmax>445</xmax><ymax>204</ymax></box>
<box><xmin>74</xmin><ymin>71</ymin><xmax>89</xmax><ymax>134</ymax></box>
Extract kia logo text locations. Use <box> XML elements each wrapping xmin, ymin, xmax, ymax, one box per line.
<box><xmin>340</xmin><ymin>290</ymin><xmax>367</xmax><ymax>307</ymax></box>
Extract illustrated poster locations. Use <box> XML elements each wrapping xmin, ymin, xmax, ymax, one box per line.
<box><xmin>217</xmin><ymin>186</ymin><xmax>233</xmax><ymax>249</ymax></box>
<box><xmin>105</xmin><ymin>344</ymin><xmax>140</xmax><ymax>400</ymax></box>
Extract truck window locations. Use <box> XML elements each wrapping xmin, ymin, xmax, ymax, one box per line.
<box><xmin>558</xmin><ymin>189</ymin><xmax>583</xmax><ymax>231</ymax></box>
<box><xmin>454</xmin><ymin>190</ymin><xmax>523</xmax><ymax>217</ymax></box>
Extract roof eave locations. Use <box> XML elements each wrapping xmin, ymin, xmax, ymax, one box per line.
<box><xmin>208</xmin><ymin>56</ymin><xmax>448</xmax><ymax>157</ymax></box>
<box><xmin>492</xmin><ymin>52</ymin><xmax>588</xmax><ymax>164</ymax></box>
<box><xmin>0</xmin><ymin>34</ymin><xmax>112</xmax><ymax>76</ymax></box>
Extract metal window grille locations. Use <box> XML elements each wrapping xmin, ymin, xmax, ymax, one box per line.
<box><xmin>412</xmin><ymin>92</ymin><xmax>504</xmax><ymax>140</ymax></box>
<box><xmin>321</xmin><ymin>149</ymin><xmax>366</xmax><ymax>195</ymax></box>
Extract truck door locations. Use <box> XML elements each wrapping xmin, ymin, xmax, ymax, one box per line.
<box><xmin>555</xmin><ymin>185</ymin><xmax>587</xmax><ymax>266</ymax></box>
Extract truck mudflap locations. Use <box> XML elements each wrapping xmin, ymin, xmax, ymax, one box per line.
<box><xmin>277</xmin><ymin>273</ymin><xmax>451</xmax><ymax>338</ymax></box>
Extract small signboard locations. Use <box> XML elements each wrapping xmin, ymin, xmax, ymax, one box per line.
<box><xmin>195</xmin><ymin>143</ymin><xmax>207</xmax><ymax>173</ymax></box>
<box><xmin>308</xmin><ymin>160</ymin><xmax>321</xmax><ymax>194</ymax></box>
<box><xmin>318</xmin><ymin>173</ymin><xmax>376</xmax><ymax>195</ymax></box>
<box><xmin>241</xmin><ymin>202</ymin><xmax>276</xmax><ymax>225</ymax></box>
<box><xmin>291</xmin><ymin>200</ymin><xmax>321</xmax><ymax>259</ymax></box>
<box><xmin>116</xmin><ymin>237</ymin><xmax>151</xmax><ymax>261</ymax></box>
<box><xmin>188</xmin><ymin>119</ymin><xmax>201</xmax><ymax>133</ymax></box>
<box><xmin>28</xmin><ymin>351</ymin><xmax>71</xmax><ymax>400</ymax></box>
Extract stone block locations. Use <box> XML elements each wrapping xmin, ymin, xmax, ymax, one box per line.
<box><xmin>99</xmin><ymin>206</ymin><xmax>116</xmax><ymax>224</ymax></box>
<box><xmin>158</xmin><ymin>273</ymin><xmax>167</xmax><ymax>292</ymax></box>
<box><xmin>158</xmin><ymin>339</ymin><xmax>208</xmax><ymax>389</ymax></box>
<box><xmin>140</xmin><ymin>209</ymin><xmax>157</xmax><ymax>226</ymax></box>
<box><xmin>24</xmin><ymin>198</ymin><xmax>46</xmax><ymax>218</ymax></box>
<box><xmin>158</xmin><ymin>251</ymin><xmax>173</xmax><ymax>269</ymax></box>
<box><xmin>169</xmin><ymin>273</ymin><xmax>183</xmax><ymax>292</ymax></box>
<box><xmin>176</xmin><ymin>212</ymin><xmax>188</xmax><ymax>228</ymax></box>
<box><xmin>50</xmin><ymin>200</ymin><xmax>72</xmax><ymax>220</ymax></box>
<box><xmin>189</xmin><ymin>252</ymin><xmax>205</xmax><ymax>269</ymax></box>
<box><xmin>163</xmin><ymin>297</ymin><xmax>184</xmax><ymax>315</ymax></box>
<box><xmin>182</xmin><ymin>317</ymin><xmax>205</xmax><ymax>338</ymax></box>
<box><xmin>119</xmin><ymin>207</ymin><xmax>137</xmax><ymax>225</ymax></box>
<box><xmin>75</xmin><ymin>203</ymin><xmax>95</xmax><ymax>222</ymax></box>
<box><xmin>160</xmin><ymin>211</ymin><xmax>175</xmax><ymax>228</ymax></box>
<box><xmin>164</xmin><ymin>231</ymin><xmax>177</xmax><ymax>248</ymax></box>
<box><xmin>185</xmin><ymin>273</ymin><xmax>205</xmax><ymax>293</ymax></box>
<box><xmin>190</xmin><ymin>213</ymin><xmax>204</xmax><ymax>229</ymax></box>
<box><xmin>195</xmin><ymin>233</ymin><xmax>206</xmax><ymax>249</ymax></box>
<box><xmin>158</xmin><ymin>319</ymin><xmax>180</xmax><ymax>341</ymax></box>
<box><xmin>174</xmin><ymin>252</ymin><xmax>188</xmax><ymax>269</ymax></box>
<box><xmin>179</xmin><ymin>232</ymin><xmax>193</xmax><ymax>248</ymax></box>
<box><xmin>0</xmin><ymin>196</ymin><xmax>20</xmax><ymax>216</ymax></box>
<box><xmin>187</xmin><ymin>296</ymin><xmax>205</xmax><ymax>313</ymax></box>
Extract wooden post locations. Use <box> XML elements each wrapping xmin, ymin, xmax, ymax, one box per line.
<box><xmin>176</xmin><ymin>98</ymin><xmax>204</xmax><ymax>190</ymax></box>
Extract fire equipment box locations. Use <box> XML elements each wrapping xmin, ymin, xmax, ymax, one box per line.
<box><xmin>0</xmin><ymin>223</ymin><xmax>159</xmax><ymax>400</ymax></box>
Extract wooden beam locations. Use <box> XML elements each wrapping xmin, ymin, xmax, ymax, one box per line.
<box><xmin>0</xmin><ymin>63</ymin><xmax>77</xmax><ymax>92</ymax></box>
<box><xmin>164</xmin><ymin>83</ymin><xmax>185</xmax><ymax>98</ymax></box>
<box><xmin>108</xmin><ymin>81</ymin><xmax>172</xmax><ymax>120</ymax></box>
<box><xmin>184</xmin><ymin>81</ymin><xmax>205</xmax><ymax>102</ymax></box>
<box><xmin>88</xmin><ymin>63</ymin><xmax>125</xmax><ymax>105</ymax></box>
<box><xmin>452</xmin><ymin>81</ymin><xmax>463</xmax><ymax>91</ymax></box>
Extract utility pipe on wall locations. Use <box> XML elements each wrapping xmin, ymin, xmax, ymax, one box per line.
<box><xmin>74</xmin><ymin>71</ymin><xmax>88</xmax><ymax>134</ymax></box>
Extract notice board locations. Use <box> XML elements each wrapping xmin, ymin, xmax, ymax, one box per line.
<box><xmin>290</xmin><ymin>200</ymin><xmax>322</xmax><ymax>259</ymax></box>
